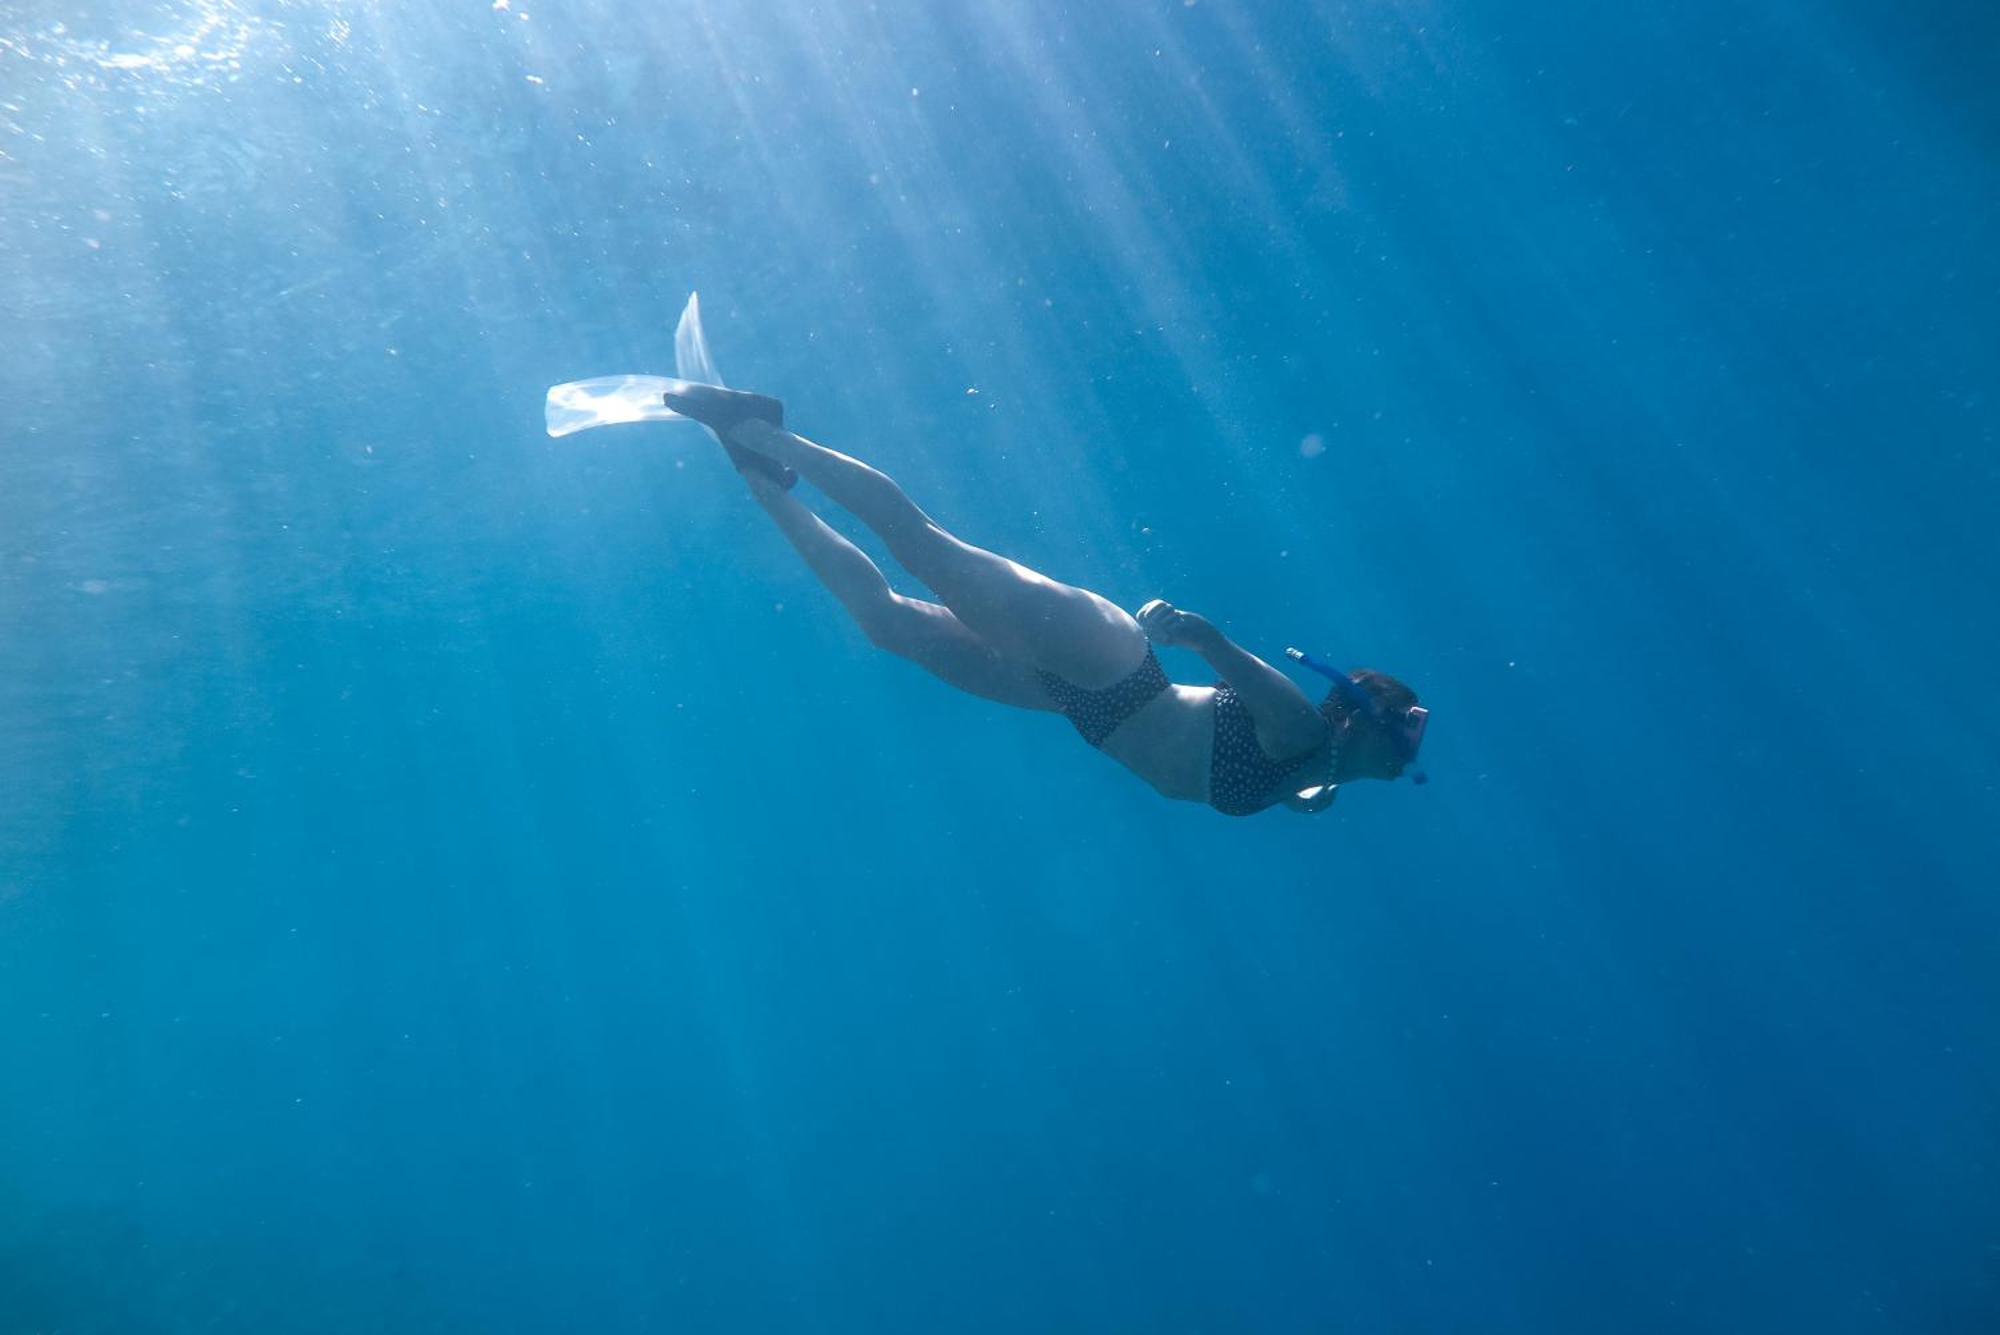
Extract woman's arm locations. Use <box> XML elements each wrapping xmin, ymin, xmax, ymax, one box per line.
<box><xmin>1137</xmin><ymin>601</ymin><xmax>1326</xmax><ymax>757</ymax></box>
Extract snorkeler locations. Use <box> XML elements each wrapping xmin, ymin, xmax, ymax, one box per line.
<box><xmin>661</xmin><ymin>384</ymin><xmax>1427</xmax><ymax>817</ymax></box>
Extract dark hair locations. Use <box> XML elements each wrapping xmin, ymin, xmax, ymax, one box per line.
<box><xmin>1349</xmin><ymin>668</ymin><xmax>1418</xmax><ymax>717</ymax></box>
<box><xmin>1320</xmin><ymin>668</ymin><xmax>1421</xmax><ymax>759</ymax></box>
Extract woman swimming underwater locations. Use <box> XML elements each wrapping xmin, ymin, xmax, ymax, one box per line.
<box><xmin>663</xmin><ymin>384</ymin><xmax>1428</xmax><ymax>817</ymax></box>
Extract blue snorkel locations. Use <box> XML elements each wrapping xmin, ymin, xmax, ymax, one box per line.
<box><xmin>1285</xmin><ymin>647</ymin><xmax>1430</xmax><ymax>784</ymax></box>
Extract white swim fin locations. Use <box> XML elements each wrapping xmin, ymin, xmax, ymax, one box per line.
<box><xmin>543</xmin><ymin>292</ymin><xmax>724</xmax><ymax>438</ymax></box>
<box><xmin>673</xmin><ymin>291</ymin><xmax>723</xmax><ymax>388</ymax></box>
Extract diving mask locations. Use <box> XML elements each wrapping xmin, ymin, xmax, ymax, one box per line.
<box><xmin>1285</xmin><ymin>647</ymin><xmax>1429</xmax><ymax>781</ymax></box>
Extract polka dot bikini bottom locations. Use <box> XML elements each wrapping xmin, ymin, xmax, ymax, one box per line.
<box><xmin>1038</xmin><ymin>648</ymin><xmax>1170</xmax><ymax>748</ymax></box>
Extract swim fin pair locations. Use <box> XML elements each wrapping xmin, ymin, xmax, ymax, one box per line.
<box><xmin>542</xmin><ymin>293</ymin><xmax>795</xmax><ymax>488</ymax></box>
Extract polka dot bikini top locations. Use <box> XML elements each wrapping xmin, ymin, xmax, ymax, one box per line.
<box><xmin>1041</xmin><ymin>652</ymin><xmax>1329</xmax><ymax>816</ymax></box>
<box><xmin>1207</xmin><ymin>685</ymin><xmax>1326</xmax><ymax>817</ymax></box>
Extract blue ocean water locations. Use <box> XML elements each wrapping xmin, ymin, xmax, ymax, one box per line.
<box><xmin>3</xmin><ymin>1</ymin><xmax>1996</xmax><ymax>1330</ymax></box>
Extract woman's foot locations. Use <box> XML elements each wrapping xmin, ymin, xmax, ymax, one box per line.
<box><xmin>662</xmin><ymin>385</ymin><xmax>797</xmax><ymax>489</ymax></box>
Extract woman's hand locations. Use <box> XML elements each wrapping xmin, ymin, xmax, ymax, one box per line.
<box><xmin>1137</xmin><ymin>599</ymin><xmax>1219</xmax><ymax>650</ymax></box>
<box><xmin>1284</xmin><ymin>785</ymin><xmax>1339</xmax><ymax>814</ymax></box>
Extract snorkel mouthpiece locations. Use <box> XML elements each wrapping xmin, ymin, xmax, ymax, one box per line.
<box><xmin>1285</xmin><ymin>647</ymin><xmax>1430</xmax><ymax>782</ymax></box>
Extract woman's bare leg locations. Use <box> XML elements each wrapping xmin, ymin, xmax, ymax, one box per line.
<box><xmin>731</xmin><ymin>418</ymin><xmax>1146</xmax><ymax>688</ymax></box>
<box><xmin>744</xmin><ymin>474</ymin><xmax>1054</xmax><ymax>711</ymax></box>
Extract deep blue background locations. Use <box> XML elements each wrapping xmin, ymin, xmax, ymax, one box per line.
<box><xmin>3</xmin><ymin>2</ymin><xmax>1996</xmax><ymax>1330</ymax></box>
